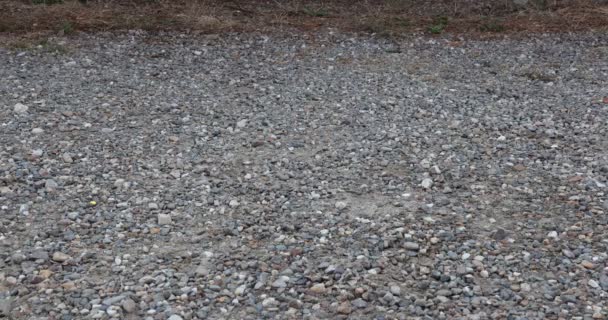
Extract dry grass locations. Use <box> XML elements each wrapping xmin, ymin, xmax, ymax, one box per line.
<box><xmin>0</xmin><ymin>0</ymin><xmax>607</xmax><ymax>40</ymax></box>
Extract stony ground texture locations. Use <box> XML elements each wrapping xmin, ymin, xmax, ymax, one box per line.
<box><xmin>1</xmin><ymin>31</ymin><xmax>608</xmax><ymax>320</ymax></box>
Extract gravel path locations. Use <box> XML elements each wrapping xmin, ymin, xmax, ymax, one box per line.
<box><xmin>1</xmin><ymin>31</ymin><xmax>608</xmax><ymax>320</ymax></box>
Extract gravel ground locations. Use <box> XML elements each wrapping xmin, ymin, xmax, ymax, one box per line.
<box><xmin>1</xmin><ymin>30</ymin><xmax>608</xmax><ymax>320</ymax></box>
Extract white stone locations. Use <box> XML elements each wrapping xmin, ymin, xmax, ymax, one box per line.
<box><xmin>236</xmin><ymin>119</ymin><xmax>247</xmax><ymax>128</ymax></box>
<box><xmin>52</xmin><ymin>252</ymin><xmax>71</xmax><ymax>262</ymax></box>
<box><xmin>420</xmin><ymin>178</ymin><xmax>433</xmax><ymax>189</ymax></box>
<box><xmin>588</xmin><ymin>279</ymin><xmax>600</xmax><ymax>288</ymax></box>
<box><xmin>32</xmin><ymin>128</ymin><xmax>44</xmax><ymax>134</ymax></box>
<box><xmin>547</xmin><ymin>231</ymin><xmax>558</xmax><ymax>238</ymax></box>
<box><xmin>168</xmin><ymin>315</ymin><xmax>183</xmax><ymax>320</ymax></box>
<box><xmin>335</xmin><ymin>201</ymin><xmax>348</xmax><ymax>210</ymax></box>
<box><xmin>13</xmin><ymin>103</ymin><xmax>28</xmax><ymax>113</ymax></box>
<box><xmin>235</xmin><ymin>284</ymin><xmax>247</xmax><ymax>296</ymax></box>
<box><xmin>158</xmin><ymin>213</ymin><xmax>172</xmax><ymax>225</ymax></box>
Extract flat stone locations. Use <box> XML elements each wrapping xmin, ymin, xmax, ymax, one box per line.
<box><xmin>351</xmin><ymin>298</ymin><xmax>367</xmax><ymax>309</ymax></box>
<box><xmin>272</xmin><ymin>276</ymin><xmax>289</xmax><ymax>288</ymax></box>
<box><xmin>158</xmin><ymin>213</ymin><xmax>172</xmax><ymax>225</ymax></box>
<box><xmin>403</xmin><ymin>242</ymin><xmax>420</xmax><ymax>251</ymax></box>
<box><xmin>102</xmin><ymin>295</ymin><xmax>125</xmax><ymax>306</ymax></box>
<box><xmin>52</xmin><ymin>252</ymin><xmax>71</xmax><ymax>262</ymax></box>
<box><xmin>309</xmin><ymin>283</ymin><xmax>326</xmax><ymax>294</ymax></box>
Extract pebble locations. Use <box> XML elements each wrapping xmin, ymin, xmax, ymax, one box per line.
<box><xmin>168</xmin><ymin>315</ymin><xmax>183</xmax><ymax>320</ymax></box>
<box><xmin>13</xmin><ymin>103</ymin><xmax>28</xmax><ymax>113</ymax></box>
<box><xmin>32</xmin><ymin>128</ymin><xmax>44</xmax><ymax>134</ymax></box>
<box><xmin>121</xmin><ymin>298</ymin><xmax>136</xmax><ymax>313</ymax></box>
<box><xmin>335</xmin><ymin>201</ymin><xmax>348</xmax><ymax>210</ymax></box>
<box><xmin>310</xmin><ymin>283</ymin><xmax>326</xmax><ymax>294</ymax></box>
<box><xmin>234</xmin><ymin>285</ymin><xmax>247</xmax><ymax>296</ymax></box>
<box><xmin>403</xmin><ymin>242</ymin><xmax>420</xmax><ymax>251</ymax></box>
<box><xmin>271</xmin><ymin>276</ymin><xmax>289</xmax><ymax>288</ymax></box>
<box><xmin>389</xmin><ymin>285</ymin><xmax>401</xmax><ymax>296</ymax></box>
<box><xmin>62</xmin><ymin>153</ymin><xmax>73</xmax><ymax>163</ymax></box>
<box><xmin>351</xmin><ymin>298</ymin><xmax>367</xmax><ymax>309</ymax></box>
<box><xmin>420</xmin><ymin>178</ymin><xmax>433</xmax><ymax>189</ymax></box>
<box><xmin>236</xmin><ymin>119</ymin><xmax>248</xmax><ymax>128</ymax></box>
<box><xmin>588</xmin><ymin>279</ymin><xmax>600</xmax><ymax>288</ymax></box>
<box><xmin>336</xmin><ymin>301</ymin><xmax>352</xmax><ymax>315</ymax></box>
<box><xmin>158</xmin><ymin>213</ymin><xmax>172</xmax><ymax>225</ymax></box>
<box><xmin>52</xmin><ymin>252</ymin><xmax>71</xmax><ymax>262</ymax></box>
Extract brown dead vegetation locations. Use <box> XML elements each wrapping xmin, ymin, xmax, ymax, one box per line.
<box><xmin>0</xmin><ymin>0</ymin><xmax>607</xmax><ymax>40</ymax></box>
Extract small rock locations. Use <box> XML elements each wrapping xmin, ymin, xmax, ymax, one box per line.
<box><xmin>32</xmin><ymin>128</ymin><xmax>44</xmax><ymax>134</ymax></box>
<box><xmin>262</xmin><ymin>297</ymin><xmax>277</xmax><ymax>307</ymax></box>
<box><xmin>310</xmin><ymin>283</ymin><xmax>326</xmax><ymax>294</ymax></box>
<box><xmin>493</xmin><ymin>228</ymin><xmax>509</xmax><ymax>240</ymax></box>
<box><xmin>168</xmin><ymin>315</ymin><xmax>183</xmax><ymax>320</ymax></box>
<box><xmin>62</xmin><ymin>153</ymin><xmax>73</xmax><ymax>163</ymax></box>
<box><xmin>158</xmin><ymin>213</ymin><xmax>172</xmax><ymax>225</ymax></box>
<box><xmin>272</xmin><ymin>276</ymin><xmax>289</xmax><ymax>288</ymax></box>
<box><xmin>420</xmin><ymin>178</ymin><xmax>433</xmax><ymax>189</ymax></box>
<box><xmin>588</xmin><ymin>279</ymin><xmax>600</xmax><ymax>288</ymax></box>
<box><xmin>45</xmin><ymin>179</ymin><xmax>58</xmax><ymax>191</ymax></box>
<box><xmin>389</xmin><ymin>285</ymin><xmax>401</xmax><ymax>296</ymax></box>
<box><xmin>351</xmin><ymin>298</ymin><xmax>367</xmax><ymax>309</ymax></box>
<box><xmin>0</xmin><ymin>298</ymin><xmax>12</xmax><ymax>317</ymax></box>
<box><xmin>102</xmin><ymin>295</ymin><xmax>125</xmax><ymax>306</ymax></box>
<box><xmin>13</xmin><ymin>103</ymin><xmax>28</xmax><ymax>113</ymax></box>
<box><xmin>121</xmin><ymin>298</ymin><xmax>136</xmax><ymax>313</ymax></box>
<box><xmin>403</xmin><ymin>242</ymin><xmax>420</xmax><ymax>251</ymax></box>
<box><xmin>335</xmin><ymin>201</ymin><xmax>348</xmax><ymax>210</ymax></box>
<box><xmin>336</xmin><ymin>301</ymin><xmax>352</xmax><ymax>315</ymax></box>
<box><xmin>233</xmin><ymin>284</ymin><xmax>246</xmax><ymax>296</ymax></box>
<box><xmin>513</xmin><ymin>164</ymin><xmax>526</xmax><ymax>171</ymax></box>
<box><xmin>31</xmin><ymin>250</ymin><xmax>49</xmax><ymax>260</ymax></box>
<box><xmin>38</xmin><ymin>269</ymin><xmax>53</xmax><ymax>279</ymax></box>
<box><xmin>52</xmin><ymin>252</ymin><xmax>71</xmax><ymax>262</ymax></box>
<box><xmin>236</xmin><ymin>119</ymin><xmax>248</xmax><ymax>128</ymax></box>
<box><xmin>547</xmin><ymin>231</ymin><xmax>558</xmax><ymax>238</ymax></box>
<box><xmin>170</xmin><ymin>170</ymin><xmax>181</xmax><ymax>179</ymax></box>
<box><xmin>480</xmin><ymin>270</ymin><xmax>489</xmax><ymax>278</ymax></box>
<box><xmin>32</xmin><ymin>149</ymin><xmax>43</xmax><ymax>157</ymax></box>
<box><xmin>562</xmin><ymin>249</ymin><xmax>575</xmax><ymax>258</ymax></box>
<box><xmin>599</xmin><ymin>274</ymin><xmax>608</xmax><ymax>290</ymax></box>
